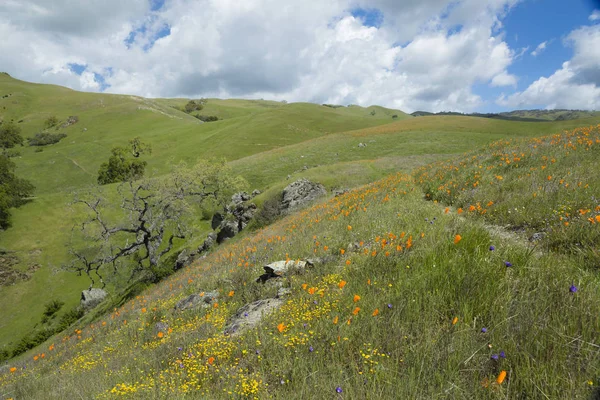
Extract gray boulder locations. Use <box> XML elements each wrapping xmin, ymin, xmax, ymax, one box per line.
<box><xmin>211</xmin><ymin>212</ymin><xmax>224</xmax><ymax>230</ymax></box>
<box><xmin>224</xmin><ymin>298</ymin><xmax>284</xmax><ymax>336</ymax></box>
<box><xmin>217</xmin><ymin>220</ymin><xmax>239</xmax><ymax>244</ymax></box>
<box><xmin>280</xmin><ymin>179</ymin><xmax>326</xmax><ymax>212</ymax></box>
<box><xmin>81</xmin><ymin>288</ymin><xmax>107</xmax><ymax>310</ymax></box>
<box><xmin>231</xmin><ymin>192</ymin><xmax>251</xmax><ymax>205</ymax></box>
<box><xmin>198</xmin><ymin>232</ymin><xmax>217</xmax><ymax>253</ymax></box>
<box><xmin>174</xmin><ymin>291</ymin><xmax>219</xmax><ymax>311</ymax></box>
<box><xmin>256</xmin><ymin>260</ymin><xmax>311</xmax><ymax>283</ymax></box>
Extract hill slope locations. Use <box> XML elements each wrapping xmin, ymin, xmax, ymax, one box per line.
<box><xmin>0</xmin><ymin>75</ymin><xmax>409</xmax><ymax>349</ymax></box>
<box><xmin>1</xmin><ymin>125</ymin><xmax>599</xmax><ymax>399</ymax></box>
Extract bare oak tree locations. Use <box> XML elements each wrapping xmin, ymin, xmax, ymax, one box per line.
<box><xmin>67</xmin><ymin>159</ymin><xmax>247</xmax><ymax>285</ymax></box>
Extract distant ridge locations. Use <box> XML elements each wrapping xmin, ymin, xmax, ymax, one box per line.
<box><xmin>411</xmin><ymin>109</ymin><xmax>600</xmax><ymax>122</ymax></box>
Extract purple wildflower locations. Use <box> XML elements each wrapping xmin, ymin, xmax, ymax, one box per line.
<box><xmin>309</xmin><ymin>346</ymin><xmax>314</xmax><ymax>352</ymax></box>
<box><xmin>504</xmin><ymin>261</ymin><xmax>512</xmax><ymax>267</ymax></box>
<box><xmin>387</xmin><ymin>303</ymin><xmax>392</xmax><ymax>309</ymax></box>
<box><xmin>489</xmin><ymin>245</ymin><xmax>495</xmax><ymax>251</ymax></box>
<box><xmin>570</xmin><ymin>284</ymin><xmax>578</xmax><ymax>293</ymax></box>
<box><xmin>481</xmin><ymin>327</ymin><xmax>488</xmax><ymax>333</ymax></box>
<box><xmin>491</xmin><ymin>354</ymin><xmax>499</xmax><ymax>360</ymax></box>
<box><xmin>499</xmin><ymin>351</ymin><xmax>506</xmax><ymax>358</ymax></box>
<box><xmin>336</xmin><ymin>387</ymin><xmax>343</xmax><ymax>393</ymax></box>
<box><xmin>177</xmin><ymin>347</ymin><xmax>183</xmax><ymax>351</ymax></box>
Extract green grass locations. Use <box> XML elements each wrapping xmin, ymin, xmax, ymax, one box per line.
<box><xmin>1</xmin><ymin>73</ymin><xmax>600</xmax><ymax>398</ymax></box>
<box><xmin>500</xmin><ymin>109</ymin><xmax>600</xmax><ymax>121</ymax></box>
<box><xmin>0</xmin><ymin>74</ymin><xmax>410</xmax><ymax>349</ymax></box>
<box><xmin>415</xmin><ymin>124</ymin><xmax>600</xmax><ymax>265</ymax></box>
<box><xmin>1</xmin><ymin>139</ymin><xmax>599</xmax><ymax>397</ymax></box>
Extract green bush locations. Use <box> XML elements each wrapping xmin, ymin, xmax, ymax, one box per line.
<box><xmin>194</xmin><ymin>114</ymin><xmax>219</xmax><ymax>122</ymax></box>
<box><xmin>43</xmin><ymin>299</ymin><xmax>64</xmax><ymax>318</ymax></box>
<box><xmin>11</xmin><ymin>329</ymin><xmax>55</xmax><ymax>357</ymax></box>
<box><xmin>250</xmin><ymin>192</ymin><xmax>282</xmax><ymax>229</ymax></box>
<box><xmin>44</xmin><ymin>116</ymin><xmax>58</xmax><ymax>129</ymax></box>
<box><xmin>56</xmin><ymin>306</ymin><xmax>84</xmax><ymax>332</ymax></box>
<box><xmin>184</xmin><ymin>100</ymin><xmax>205</xmax><ymax>113</ymax></box>
<box><xmin>28</xmin><ymin>132</ymin><xmax>67</xmax><ymax>146</ymax></box>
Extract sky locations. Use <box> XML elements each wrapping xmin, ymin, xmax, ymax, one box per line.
<box><xmin>0</xmin><ymin>0</ymin><xmax>599</xmax><ymax>113</ymax></box>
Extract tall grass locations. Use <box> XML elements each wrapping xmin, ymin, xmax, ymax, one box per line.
<box><xmin>2</xmin><ymin>125</ymin><xmax>599</xmax><ymax>398</ymax></box>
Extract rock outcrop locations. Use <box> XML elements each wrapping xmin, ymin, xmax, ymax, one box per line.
<box><xmin>214</xmin><ymin>192</ymin><xmax>258</xmax><ymax>244</ymax></box>
<box><xmin>224</xmin><ymin>298</ymin><xmax>284</xmax><ymax>336</ymax></box>
<box><xmin>280</xmin><ymin>179</ymin><xmax>326</xmax><ymax>212</ymax></box>
<box><xmin>81</xmin><ymin>288</ymin><xmax>107</xmax><ymax>310</ymax></box>
<box><xmin>174</xmin><ymin>291</ymin><xmax>219</xmax><ymax>311</ymax></box>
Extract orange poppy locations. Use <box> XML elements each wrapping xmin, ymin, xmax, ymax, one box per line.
<box><xmin>496</xmin><ymin>370</ymin><xmax>507</xmax><ymax>384</ymax></box>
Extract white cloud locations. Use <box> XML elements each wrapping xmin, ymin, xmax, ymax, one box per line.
<box><xmin>491</xmin><ymin>71</ymin><xmax>517</xmax><ymax>86</ymax></box>
<box><xmin>498</xmin><ymin>25</ymin><xmax>600</xmax><ymax>110</ymax></box>
<box><xmin>590</xmin><ymin>10</ymin><xmax>600</xmax><ymax>21</ymax></box>
<box><xmin>531</xmin><ymin>40</ymin><xmax>547</xmax><ymax>56</ymax></box>
<box><xmin>0</xmin><ymin>0</ymin><xmax>523</xmax><ymax>112</ymax></box>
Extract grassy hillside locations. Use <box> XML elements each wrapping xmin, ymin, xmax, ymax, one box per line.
<box><xmin>500</xmin><ymin>109</ymin><xmax>600</xmax><ymax>121</ymax></box>
<box><xmin>415</xmin><ymin>124</ymin><xmax>600</xmax><ymax>265</ymax></box>
<box><xmin>230</xmin><ymin>114</ymin><xmax>600</xmax><ymax>189</ymax></box>
<box><xmin>1</xmin><ymin>125</ymin><xmax>599</xmax><ymax>398</ymax></box>
<box><xmin>1</xmin><ymin>74</ymin><xmax>599</xmax><ymax>375</ymax></box>
<box><xmin>0</xmin><ymin>75</ymin><xmax>409</xmax><ymax>350</ymax></box>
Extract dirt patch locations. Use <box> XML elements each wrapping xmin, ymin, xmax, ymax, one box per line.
<box><xmin>0</xmin><ymin>252</ymin><xmax>40</xmax><ymax>286</ymax></box>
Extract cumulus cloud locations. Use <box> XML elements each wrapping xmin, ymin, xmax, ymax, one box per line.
<box><xmin>491</xmin><ymin>71</ymin><xmax>517</xmax><ymax>86</ymax></box>
<box><xmin>498</xmin><ymin>25</ymin><xmax>600</xmax><ymax>110</ymax></box>
<box><xmin>0</xmin><ymin>0</ymin><xmax>523</xmax><ymax>112</ymax></box>
<box><xmin>590</xmin><ymin>10</ymin><xmax>600</xmax><ymax>21</ymax></box>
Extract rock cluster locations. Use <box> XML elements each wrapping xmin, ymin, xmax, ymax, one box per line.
<box><xmin>280</xmin><ymin>179</ymin><xmax>326</xmax><ymax>212</ymax></box>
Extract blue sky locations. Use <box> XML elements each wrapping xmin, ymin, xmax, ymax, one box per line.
<box><xmin>1</xmin><ymin>0</ymin><xmax>599</xmax><ymax>112</ymax></box>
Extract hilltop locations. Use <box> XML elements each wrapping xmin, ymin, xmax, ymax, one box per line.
<box><xmin>411</xmin><ymin>109</ymin><xmax>600</xmax><ymax>122</ymax></box>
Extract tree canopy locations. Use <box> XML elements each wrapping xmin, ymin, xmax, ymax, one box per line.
<box><xmin>0</xmin><ymin>121</ymin><xmax>24</xmax><ymax>152</ymax></box>
<box><xmin>0</xmin><ymin>122</ymin><xmax>34</xmax><ymax>229</ymax></box>
<box><xmin>70</xmin><ymin>159</ymin><xmax>247</xmax><ymax>284</ymax></box>
<box><xmin>97</xmin><ymin>137</ymin><xmax>151</xmax><ymax>185</ymax></box>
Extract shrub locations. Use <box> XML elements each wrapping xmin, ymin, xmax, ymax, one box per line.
<box><xmin>11</xmin><ymin>329</ymin><xmax>55</xmax><ymax>356</ymax></box>
<box><xmin>184</xmin><ymin>100</ymin><xmax>205</xmax><ymax>113</ymax></box>
<box><xmin>392</xmin><ymin>114</ymin><xmax>398</xmax><ymax>119</ymax></box>
<box><xmin>194</xmin><ymin>114</ymin><xmax>219</xmax><ymax>122</ymax></box>
<box><xmin>43</xmin><ymin>299</ymin><xmax>64</xmax><ymax>318</ymax></box>
<box><xmin>250</xmin><ymin>192</ymin><xmax>282</xmax><ymax>229</ymax></box>
<box><xmin>28</xmin><ymin>132</ymin><xmax>67</xmax><ymax>146</ymax></box>
<box><xmin>56</xmin><ymin>306</ymin><xmax>84</xmax><ymax>332</ymax></box>
<box><xmin>44</xmin><ymin>116</ymin><xmax>58</xmax><ymax>129</ymax></box>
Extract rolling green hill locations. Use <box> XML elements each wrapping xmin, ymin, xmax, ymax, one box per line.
<box><xmin>1</xmin><ymin>124</ymin><xmax>599</xmax><ymax>399</ymax></box>
<box><xmin>1</xmin><ymin>73</ymin><xmax>599</xmax><ymax>382</ymax></box>
<box><xmin>0</xmin><ymin>74</ymin><xmax>411</xmax><ymax>349</ymax></box>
